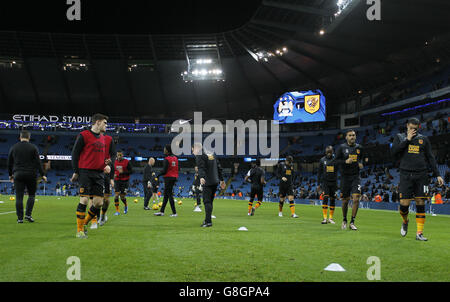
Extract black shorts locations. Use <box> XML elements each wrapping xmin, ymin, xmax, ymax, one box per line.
<box><xmin>114</xmin><ymin>180</ymin><xmax>129</xmax><ymax>195</ymax></box>
<box><xmin>399</xmin><ymin>171</ymin><xmax>430</xmax><ymax>200</ymax></box>
<box><xmin>279</xmin><ymin>183</ymin><xmax>294</xmax><ymax>198</ymax></box>
<box><xmin>250</xmin><ymin>187</ymin><xmax>263</xmax><ymax>201</ymax></box>
<box><xmin>104</xmin><ymin>175</ymin><xmax>111</xmax><ymax>196</ymax></box>
<box><xmin>322</xmin><ymin>182</ymin><xmax>337</xmax><ymax>198</ymax></box>
<box><xmin>79</xmin><ymin>170</ymin><xmax>104</xmax><ymax>197</ymax></box>
<box><xmin>340</xmin><ymin>175</ymin><xmax>360</xmax><ymax>198</ymax></box>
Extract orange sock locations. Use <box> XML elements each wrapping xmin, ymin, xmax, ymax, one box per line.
<box><xmin>248</xmin><ymin>201</ymin><xmax>253</xmax><ymax>214</ymax></box>
<box><xmin>91</xmin><ymin>216</ymin><xmax>97</xmax><ymax>224</ymax></box>
<box><xmin>255</xmin><ymin>201</ymin><xmax>262</xmax><ymax>209</ymax></box>
<box><xmin>289</xmin><ymin>202</ymin><xmax>295</xmax><ymax>215</ymax></box>
<box><xmin>329</xmin><ymin>206</ymin><xmax>335</xmax><ymax>219</ymax></box>
<box><xmin>76</xmin><ymin>211</ymin><xmax>86</xmax><ymax>232</ymax></box>
<box><xmin>416</xmin><ymin>214</ymin><xmax>425</xmax><ymax>234</ymax></box>
<box><xmin>114</xmin><ymin>200</ymin><xmax>120</xmax><ymax>212</ymax></box>
<box><xmin>322</xmin><ymin>205</ymin><xmax>328</xmax><ymax>219</ymax></box>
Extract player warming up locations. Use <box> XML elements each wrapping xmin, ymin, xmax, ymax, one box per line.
<box><xmin>71</xmin><ymin>113</ymin><xmax>113</xmax><ymax>238</ymax></box>
<box><xmin>318</xmin><ymin>146</ymin><xmax>338</xmax><ymax>224</ymax></box>
<box><xmin>98</xmin><ymin>130</ymin><xmax>115</xmax><ymax>226</ymax></box>
<box><xmin>143</xmin><ymin>157</ymin><xmax>155</xmax><ymax>210</ymax></box>
<box><xmin>113</xmin><ymin>150</ymin><xmax>132</xmax><ymax>215</ymax></box>
<box><xmin>276</xmin><ymin>156</ymin><xmax>299</xmax><ymax>218</ymax></box>
<box><xmin>391</xmin><ymin>118</ymin><xmax>444</xmax><ymax>241</ymax></box>
<box><xmin>154</xmin><ymin>144</ymin><xmax>179</xmax><ymax>217</ymax></box>
<box><xmin>89</xmin><ymin>129</ymin><xmax>115</xmax><ymax>228</ymax></box>
<box><xmin>192</xmin><ymin>166</ymin><xmax>203</xmax><ymax>212</ymax></box>
<box><xmin>244</xmin><ymin>159</ymin><xmax>265</xmax><ymax>216</ymax></box>
<box><xmin>335</xmin><ymin>130</ymin><xmax>364</xmax><ymax>230</ymax></box>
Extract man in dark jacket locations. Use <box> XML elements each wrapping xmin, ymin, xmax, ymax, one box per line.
<box><xmin>8</xmin><ymin>131</ymin><xmax>47</xmax><ymax>223</ymax></box>
<box><xmin>192</xmin><ymin>143</ymin><xmax>225</xmax><ymax>227</ymax></box>
<box><xmin>143</xmin><ymin>157</ymin><xmax>155</xmax><ymax>210</ymax></box>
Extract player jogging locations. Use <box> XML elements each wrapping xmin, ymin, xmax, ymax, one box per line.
<box><xmin>154</xmin><ymin>144</ymin><xmax>179</xmax><ymax>217</ymax></box>
<box><xmin>143</xmin><ymin>157</ymin><xmax>156</xmax><ymax>210</ymax></box>
<box><xmin>71</xmin><ymin>113</ymin><xmax>113</xmax><ymax>238</ymax></box>
<box><xmin>318</xmin><ymin>146</ymin><xmax>338</xmax><ymax>224</ymax></box>
<box><xmin>113</xmin><ymin>150</ymin><xmax>132</xmax><ymax>215</ymax></box>
<box><xmin>192</xmin><ymin>166</ymin><xmax>203</xmax><ymax>212</ymax></box>
<box><xmin>88</xmin><ymin>129</ymin><xmax>115</xmax><ymax>228</ymax></box>
<box><xmin>244</xmin><ymin>159</ymin><xmax>265</xmax><ymax>216</ymax></box>
<box><xmin>391</xmin><ymin>117</ymin><xmax>444</xmax><ymax>241</ymax></box>
<box><xmin>98</xmin><ymin>131</ymin><xmax>115</xmax><ymax>226</ymax></box>
<box><xmin>277</xmin><ymin>155</ymin><xmax>299</xmax><ymax>218</ymax></box>
<box><xmin>335</xmin><ymin>129</ymin><xmax>364</xmax><ymax>230</ymax></box>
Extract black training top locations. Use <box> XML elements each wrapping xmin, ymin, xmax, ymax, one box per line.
<box><xmin>7</xmin><ymin>141</ymin><xmax>44</xmax><ymax>177</ymax></box>
<box><xmin>246</xmin><ymin>166</ymin><xmax>265</xmax><ymax>189</ymax></box>
<box><xmin>318</xmin><ymin>155</ymin><xmax>338</xmax><ymax>184</ymax></box>
<box><xmin>391</xmin><ymin>132</ymin><xmax>439</xmax><ymax>176</ymax></box>
<box><xmin>195</xmin><ymin>153</ymin><xmax>224</xmax><ymax>187</ymax></box>
<box><xmin>335</xmin><ymin>142</ymin><xmax>363</xmax><ymax>176</ymax></box>
<box><xmin>193</xmin><ymin>172</ymin><xmax>200</xmax><ymax>187</ymax></box>
<box><xmin>277</xmin><ymin>161</ymin><xmax>294</xmax><ymax>185</ymax></box>
<box><xmin>143</xmin><ymin>164</ymin><xmax>153</xmax><ymax>182</ymax></box>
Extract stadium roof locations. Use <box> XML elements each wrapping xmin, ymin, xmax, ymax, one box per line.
<box><xmin>0</xmin><ymin>0</ymin><xmax>449</xmax><ymax>119</ymax></box>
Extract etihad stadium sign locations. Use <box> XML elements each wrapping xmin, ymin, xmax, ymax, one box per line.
<box><xmin>12</xmin><ymin>114</ymin><xmax>91</xmax><ymax>123</ymax></box>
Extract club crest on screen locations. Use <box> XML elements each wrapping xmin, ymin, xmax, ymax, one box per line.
<box><xmin>304</xmin><ymin>95</ymin><xmax>320</xmax><ymax>114</ymax></box>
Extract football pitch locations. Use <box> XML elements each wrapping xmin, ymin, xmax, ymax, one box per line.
<box><xmin>1</xmin><ymin>195</ymin><xmax>449</xmax><ymax>282</ymax></box>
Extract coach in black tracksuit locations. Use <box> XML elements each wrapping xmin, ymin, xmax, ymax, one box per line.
<box><xmin>7</xmin><ymin>131</ymin><xmax>47</xmax><ymax>223</ymax></box>
<box><xmin>193</xmin><ymin>143</ymin><xmax>225</xmax><ymax>227</ymax></box>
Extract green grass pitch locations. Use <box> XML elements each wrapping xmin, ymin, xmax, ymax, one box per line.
<box><xmin>1</xmin><ymin>195</ymin><xmax>449</xmax><ymax>282</ymax></box>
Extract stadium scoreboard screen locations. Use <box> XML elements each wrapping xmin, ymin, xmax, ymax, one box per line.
<box><xmin>273</xmin><ymin>90</ymin><xmax>326</xmax><ymax>124</ymax></box>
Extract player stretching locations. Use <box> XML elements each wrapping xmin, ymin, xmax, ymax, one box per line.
<box><xmin>391</xmin><ymin>118</ymin><xmax>444</xmax><ymax>241</ymax></box>
<box><xmin>318</xmin><ymin>146</ymin><xmax>338</xmax><ymax>224</ymax></box>
<box><xmin>277</xmin><ymin>156</ymin><xmax>299</xmax><ymax>218</ymax></box>
<box><xmin>113</xmin><ymin>150</ymin><xmax>132</xmax><ymax>215</ymax></box>
<box><xmin>335</xmin><ymin>130</ymin><xmax>363</xmax><ymax>230</ymax></box>
<box><xmin>192</xmin><ymin>166</ymin><xmax>202</xmax><ymax>212</ymax></box>
<box><xmin>244</xmin><ymin>159</ymin><xmax>265</xmax><ymax>216</ymax></box>
<box><xmin>71</xmin><ymin>113</ymin><xmax>113</xmax><ymax>238</ymax></box>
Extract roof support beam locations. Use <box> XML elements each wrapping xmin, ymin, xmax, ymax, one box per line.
<box><xmin>262</xmin><ymin>0</ymin><xmax>334</xmax><ymax>16</ymax></box>
<box><xmin>48</xmin><ymin>33</ymin><xmax>73</xmax><ymax>109</ymax></box>
<box><xmin>82</xmin><ymin>34</ymin><xmax>107</xmax><ymax>113</ymax></box>
<box><xmin>149</xmin><ymin>35</ymin><xmax>171</xmax><ymax>117</ymax></box>
<box><xmin>115</xmin><ymin>35</ymin><xmax>138</xmax><ymax>115</ymax></box>
<box><xmin>250</xmin><ymin>19</ymin><xmax>306</xmax><ymax>34</ymax></box>
<box><xmin>234</xmin><ymin>29</ymin><xmax>287</xmax><ymax>91</ymax></box>
<box><xmin>15</xmin><ymin>32</ymin><xmax>41</xmax><ymax>107</ymax></box>
<box><xmin>224</xmin><ymin>33</ymin><xmax>264</xmax><ymax>115</ymax></box>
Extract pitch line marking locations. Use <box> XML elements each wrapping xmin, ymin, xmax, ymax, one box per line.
<box><xmin>0</xmin><ymin>211</ymin><xmax>16</xmax><ymax>215</ymax></box>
